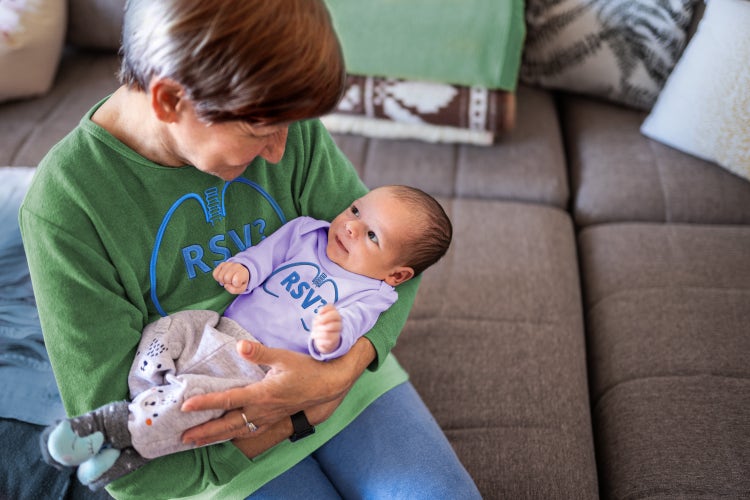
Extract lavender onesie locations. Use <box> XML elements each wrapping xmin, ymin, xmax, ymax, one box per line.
<box><xmin>223</xmin><ymin>216</ymin><xmax>397</xmax><ymax>360</ymax></box>
<box><xmin>127</xmin><ymin>216</ymin><xmax>397</xmax><ymax>459</ymax></box>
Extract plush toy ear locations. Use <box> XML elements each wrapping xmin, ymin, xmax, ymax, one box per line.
<box><xmin>384</xmin><ymin>266</ymin><xmax>415</xmax><ymax>287</ymax></box>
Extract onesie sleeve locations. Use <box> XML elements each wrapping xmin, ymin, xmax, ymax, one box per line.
<box><xmin>227</xmin><ymin>217</ymin><xmax>305</xmax><ymax>292</ymax></box>
<box><xmin>308</xmin><ymin>284</ymin><xmax>398</xmax><ymax>361</ymax></box>
<box><xmin>227</xmin><ymin>216</ymin><xmax>329</xmax><ymax>293</ymax></box>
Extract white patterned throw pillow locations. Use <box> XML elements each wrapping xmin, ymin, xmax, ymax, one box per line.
<box><xmin>641</xmin><ymin>0</ymin><xmax>750</xmax><ymax>182</ymax></box>
<box><xmin>521</xmin><ymin>0</ymin><xmax>697</xmax><ymax>110</ymax></box>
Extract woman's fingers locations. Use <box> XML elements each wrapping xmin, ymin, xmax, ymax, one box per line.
<box><xmin>180</xmin><ymin>342</ymin><xmax>303</xmax><ymax>443</ymax></box>
<box><xmin>181</xmin><ymin>409</ymin><xmax>261</xmax><ymax>447</ymax></box>
<box><xmin>181</xmin><ymin>384</ymin><xmax>254</xmax><ymax>413</ymax></box>
<box><xmin>236</xmin><ymin>338</ymin><xmax>270</xmax><ymax>363</ymax></box>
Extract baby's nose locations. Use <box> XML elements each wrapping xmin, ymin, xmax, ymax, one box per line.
<box><xmin>345</xmin><ymin>220</ymin><xmax>359</xmax><ymax>236</ymax></box>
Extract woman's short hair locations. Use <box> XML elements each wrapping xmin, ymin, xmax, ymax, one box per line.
<box><xmin>119</xmin><ymin>0</ymin><xmax>346</xmax><ymax>125</ymax></box>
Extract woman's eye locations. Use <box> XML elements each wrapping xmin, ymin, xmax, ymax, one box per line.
<box><xmin>368</xmin><ymin>231</ymin><xmax>379</xmax><ymax>244</ymax></box>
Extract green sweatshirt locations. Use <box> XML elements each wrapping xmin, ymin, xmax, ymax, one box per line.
<box><xmin>19</xmin><ymin>100</ymin><xmax>415</xmax><ymax>499</ymax></box>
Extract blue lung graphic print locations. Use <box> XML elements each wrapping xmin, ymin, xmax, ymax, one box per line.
<box><xmin>150</xmin><ymin>178</ymin><xmax>286</xmax><ymax>316</ymax></box>
<box><xmin>262</xmin><ymin>262</ymin><xmax>339</xmax><ymax>332</ymax></box>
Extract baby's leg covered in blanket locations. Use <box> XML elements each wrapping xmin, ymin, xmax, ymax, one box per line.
<box><xmin>41</xmin><ymin>401</ymin><xmax>150</xmax><ymax>490</ymax></box>
<box><xmin>128</xmin><ymin>313</ymin><xmax>266</xmax><ymax>459</ymax></box>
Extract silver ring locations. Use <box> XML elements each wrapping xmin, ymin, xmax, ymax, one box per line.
<box><xmin>241</xmin><ymin>412</ymin><xmax>258</xmax><ymax>432</ymax></box>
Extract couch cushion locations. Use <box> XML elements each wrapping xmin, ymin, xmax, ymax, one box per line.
<box><xmin>3</xmin><ymin>61</ymin><xmax>571</xmax><ymax>213</ymax></box>
<box><xmin>595</xmin><ymin>378</ymin><xmax>750</xmax><ymax>498</ymax></box>
<box><xmin>67</xmin><ymin>0</ymin><xmax>125</xmax><ymax>50</ymax></box>
<box><xmin>333</xmin><ymin>85</ymin><xmax>569</xmax><ymax>208</ymax></box>
<box><xmin>0</xmin><ymin>51</ymin><xmax>120</xmax><ymax>166</ymax></box>
<box><xmin>579</xmin><ymin>223</ymin><xmax>750</xmax><ymax>498</ymax></box>
<box><xmin>562</xmin><ymin>94</ymin><xmax>750</xmax><ymax>226</ymax></box>
<box><xmin>0</xmin><ymin>0</ymin><xmax>66</xmax><ymax>103</ymax></box>
<box><xmin>394</xmin><ymin>199</ymin><xmax>598</xmax><ymax>498</ymax></box>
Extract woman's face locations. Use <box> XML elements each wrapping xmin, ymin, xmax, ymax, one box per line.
<box><xmin>169</xmin><ymin>98</ymin><xmax>289</xmax><ymax>181</ymax></box>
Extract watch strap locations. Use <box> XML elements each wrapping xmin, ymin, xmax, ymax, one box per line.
<box><xmin>289</xmin><ymin>410</ymin><xmax>315</xmax><ymax>442</ymax></box>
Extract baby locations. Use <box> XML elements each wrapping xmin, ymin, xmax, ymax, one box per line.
<box><xmin>42</xmin><ymin>185</ymin><xmax>452</xmax><ymax>489</ymax></box>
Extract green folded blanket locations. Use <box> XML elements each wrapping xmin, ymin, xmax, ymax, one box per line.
<box><xmin>324</xmin><ymin>0</ymin><xmax>526</xmax><ymax>91</ymax></box>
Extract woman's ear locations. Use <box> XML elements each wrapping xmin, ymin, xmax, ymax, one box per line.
<box><xmin>150</xmin><ymin>78</ymin><xmax>183</xmax><ymax>123</ymax></box>
<box><xmin>384</xmin><ymin>266</ymin><xmax>415</xmax><ymax>287</ymax></box>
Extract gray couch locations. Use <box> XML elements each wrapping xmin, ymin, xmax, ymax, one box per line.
<box><xmin>2</xmin><ymin>3</ymin><xmax>749</xmax><ymax>499</ymax></box>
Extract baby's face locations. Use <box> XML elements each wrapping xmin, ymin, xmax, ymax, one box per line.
<box><xmin>326</xmin><ymin>188</ymin><xmax>414</xmax><ymax>282</ymax></box>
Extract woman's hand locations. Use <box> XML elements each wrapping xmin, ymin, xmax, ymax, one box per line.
<box><xmin>230</xmin><ymin>395</ymin><xmax>345</xmax><ymax>458</ymax></box>
<box><xmin>179</xmin><ymin>336</ymin><xmax>375</xmax><ymax>452</ymax></box>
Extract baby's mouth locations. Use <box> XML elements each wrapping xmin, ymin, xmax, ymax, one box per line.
<box><xmin>335</xmin><ymin>235</ymin><xmax>349</xmax><ymax>253</ymax></box>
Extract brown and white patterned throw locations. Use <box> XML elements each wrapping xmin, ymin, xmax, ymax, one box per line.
<box><xmin>332</xmin><ymin>75</ymin><xmax>516</xmax><ymax>139</ymax></box>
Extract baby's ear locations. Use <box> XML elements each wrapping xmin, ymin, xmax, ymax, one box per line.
<box><xmin>384</xmin><ymin>266</ymin><xmax>414</xmax><ymax>287</ymax></box>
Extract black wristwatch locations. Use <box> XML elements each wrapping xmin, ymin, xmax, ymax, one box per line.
<box><xmin>289</xmin><ymin>411</ymin><xmax>316</xmax><ymax>442</ymax></box>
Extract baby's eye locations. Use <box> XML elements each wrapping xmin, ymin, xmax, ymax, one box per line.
<box><xmin>350</xmin><ymin>206</ymin><xmax>360</xmax><ymax>217</ymax></box>
<box><xmin>368</xmin><ymin>231</ymin><xmax>379</xmax><ymax>244</ymax></box>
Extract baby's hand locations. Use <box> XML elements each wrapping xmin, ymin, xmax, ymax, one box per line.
<box><xmin>213</xmin><ymin>261</ymin><xmax>250</xmax><ymax>294</ymax></box>
<box><xmin>311</xmin><ymin>304</ymin><xmax>342</xmax><ymax>354</ymax></box>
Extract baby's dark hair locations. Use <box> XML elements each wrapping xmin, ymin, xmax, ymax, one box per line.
<box><xmin>386</xmin><ymin>185</ymin><xmax>452</xmax><ymax>276</ymax></box>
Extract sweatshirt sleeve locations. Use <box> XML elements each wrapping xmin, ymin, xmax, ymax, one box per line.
<box><xmin>19</xmin><ymin>206</ymin><xmax>143</xmax><ymax>415</ymax></box>
<box><xmin>288</xmin><ymin>120</ymin><xmax>420</xmax><ymax>370</ymax></box>
<box><xmin>363</xmin><ymin>277</ymin><xmax>419</xmax><ymax>369</ymax></box>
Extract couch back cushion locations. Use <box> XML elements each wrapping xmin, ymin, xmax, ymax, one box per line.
<box><xmin>0</xmin><ymin>0</ymin><xmax>66</xmax><ymax>102</ymax></box>
<box><xmin>67</xmin><ymin>0</ymin><xmax>125</xmax><ymax>50</ymax></box>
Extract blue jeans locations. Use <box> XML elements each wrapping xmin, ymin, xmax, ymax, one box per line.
<box><xmin>250</xmin><ymin>382</ymin><xmax>481</xmax><ymax>499</ymax></box>
<box><xmin>0</xmin><ymin>418</ymin><xmax>111</xmax><ymax>500</ymax></box>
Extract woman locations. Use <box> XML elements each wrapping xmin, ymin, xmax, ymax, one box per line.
<box><xmin>20</xmin><ymin>0</ymin><xmax>480</xmax><ymax>498</ymax></box>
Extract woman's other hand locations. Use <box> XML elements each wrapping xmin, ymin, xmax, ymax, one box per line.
<box><xmin>179</xmin><ymin>337</ymin><xmax>375</xmax><ymax>454</ymax></box>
